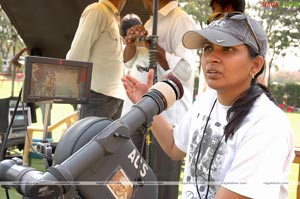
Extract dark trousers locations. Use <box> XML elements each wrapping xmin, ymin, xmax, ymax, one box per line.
<box><xmin>131</xmin><ymin>126</ymin><xmax>181</xmax><ymax>199</ymax></box>
<box><xmin>80</xmin><ymin>90</ymin><xmax>124</xmax><ymax>120</ymax></box>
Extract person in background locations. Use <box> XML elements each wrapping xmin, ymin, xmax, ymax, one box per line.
<box><xmin>10</xmin><ymin>48</ymin><xmax>29</xmax><ymax>65</ymax></box>
<box><xmin>66</xmin><ymin>0</ymin><xmax>127</xmax><ymax>120</ymax></box>
<box><xmin>123</xmin><ymin>0</ymin><xmax>197</xmax><ymax>198</ymax></box>
<box><xmin>120</xmin><ymin>13</ymin><xmax>142</xmax><ymax>38</ymax></box>
<box><xmin>122</xmin><ymin>14</ymin><xmax>295</xmax><ymax>199</ymax></box>
<box><xmin>207</xmin><ymin>0</ymin><xmax>245</xmax><ymax>24</ymax></box>
<box><xmin>120</xmin><ymin>13</ymin><xmax>143</xmax><ymax>115</ymax></box>
<box><xmin>9</xmin><ymin>48</ymin><xmax>29</xmax><ymax>78</ymax></box>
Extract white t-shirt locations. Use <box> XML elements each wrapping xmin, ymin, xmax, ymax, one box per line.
<box><xmin>174</xmin><ymin>90</ymin><xmax>295</xmax><ymax>199</ymax></box>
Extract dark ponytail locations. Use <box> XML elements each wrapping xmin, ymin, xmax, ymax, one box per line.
<box><xmin>223</xmin><ymin>46</ymin><xmax>277</xmax><ymax>141</ymax></box>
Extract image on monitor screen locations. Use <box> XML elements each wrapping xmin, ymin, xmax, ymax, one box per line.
<box><xmin>23</xmin><ymin>56</ymin><xmax>92</xmax><ymax>104</ymax></box>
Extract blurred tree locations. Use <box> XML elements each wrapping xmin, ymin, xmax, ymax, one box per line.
<box><xmin>0</xmin><ymin>6</ymin><xmax>24</xmax><ymax>62</ymax></box>
<box><xmin>271</xmin><ymin>71</ymin><xmax>300</xmax><ymax>84</ymax></box>
<box><xmin>248</xmin><ymin>0</ymin><xmax>300</xmax><ymax>84</ymax></box>
<box><xmin>178</xmin><ymin>0</ymin><xmax>211</xmax><ymax>29</ymax></box>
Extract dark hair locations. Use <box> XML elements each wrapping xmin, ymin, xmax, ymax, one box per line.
<box><xmin>121</xmin><ymin>14</ymin><xmax>142</xmax><ymax>37</ymax></box>
<box><xmin>223</xmin><ymin>45</ymin><xmax>276</xmax><ymax>141</ymax></box>
<box><xmin>210</xmin><ymin>0</ymin><xmax>245</xmax><ymax>12</ymax></box>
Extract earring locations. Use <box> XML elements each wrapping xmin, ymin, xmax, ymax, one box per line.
<box><xmin>250</xmin><ymin>73</ymin><xmax>255</xmax><ymax>79</ymax></box>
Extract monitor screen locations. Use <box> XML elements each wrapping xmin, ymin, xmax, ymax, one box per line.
<box><xmin>23</xmin><ymin>56</ymin><xmax>92</xmax><ymax>104</ymax></box>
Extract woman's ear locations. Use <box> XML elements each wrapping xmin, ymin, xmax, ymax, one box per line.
<box><xmin>251</xmin><ymin>55</ymin><xmax>264</xmax><ymax>76</ymax></box>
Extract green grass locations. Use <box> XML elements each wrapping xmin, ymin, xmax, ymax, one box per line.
<box><xmin>0</xmin><ymin>75</ymin><xmax>300</xmax><ymax>198</ymax></box>
<box><xmin>287</xmin><ymin>112</ymin><xmax>300</xmax><ymax>199</ymax></box>
<box><xmin>288</xmin><ymin>112</ymin><xmax>300</xmax><ymax>147</ymax></box>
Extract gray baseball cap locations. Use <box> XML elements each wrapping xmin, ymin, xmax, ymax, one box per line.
<box><xmin>182</xmin><ymin>14</ymin><xmax>268</xmax><ymax>57</ymax></box>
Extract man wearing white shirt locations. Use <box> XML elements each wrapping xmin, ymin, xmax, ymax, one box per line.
<box><xmin>67</xmin><ymin>0</ymin><xmax>126</xmax><ymax>120</ymax></box>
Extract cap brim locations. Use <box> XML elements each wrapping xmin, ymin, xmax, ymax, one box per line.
<box><xmin>182</xmin><ymin>29</ymin><xmax>244</xmax><ymax>49</ymax></box>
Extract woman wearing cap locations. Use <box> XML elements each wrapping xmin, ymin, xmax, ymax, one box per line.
<box><xmin>122</xmin><ymin>14</ymin><xmax>294</xmax><ymax>199</ymax></box>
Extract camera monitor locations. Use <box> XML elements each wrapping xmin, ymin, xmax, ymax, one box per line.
<box><xmin>23</xmin><ymin>56</ymin><xmax>92</xmax><ymax>104</ymax></box>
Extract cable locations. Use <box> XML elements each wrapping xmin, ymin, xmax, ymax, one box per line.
<box><xmin>131</xmin><ymin>124</ymin><xmax>151</xmax><ymax>198</ymax></box>
<box><xmin>0</xmin><ymin>87</ymin><xmax>23</xmax><ymax>161</ymax></box>
<box><xmin>5</xmin><ymin>187</ymin><xmax>10</xmax><ymax>199</ymax></box>
<box><xmin>195</xmin><ymin>99</ymin><xmax>217</xmax><ymax>199</ymax></box>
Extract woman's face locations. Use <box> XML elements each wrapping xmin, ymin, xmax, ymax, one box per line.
<box><xmin>201</xmin><ymin>42</ymin><xmax>257</xmax><ymax>96</ymax></box>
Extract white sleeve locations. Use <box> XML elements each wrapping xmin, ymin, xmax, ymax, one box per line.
<box><xmin>164</xmin><ymin>13</ymin><xmax>197</xmax><ymax>82</ymax></box>
<box><xmin>173</xmin><ymin>108</ymin><xmax>193</xmax><ymax>153</ymax></box>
